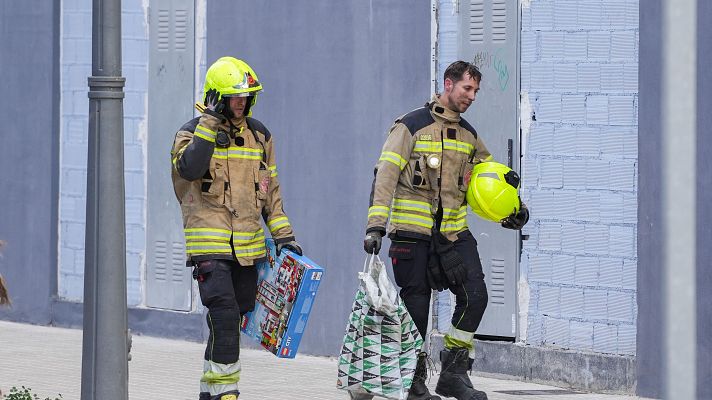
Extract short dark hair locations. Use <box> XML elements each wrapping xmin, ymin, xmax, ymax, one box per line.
<box><xmin>443</xmin><ymin>61</ymin><xmax>482</xmax><ymax>84</ymax></box>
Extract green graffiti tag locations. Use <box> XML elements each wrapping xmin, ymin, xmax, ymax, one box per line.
<box><xmin>471</xmin><ymin>48</ymin><xmax>510</xmax><ymax>91</ymax></box>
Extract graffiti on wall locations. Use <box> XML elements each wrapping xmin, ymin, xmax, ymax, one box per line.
<box><xmin>472</xmin><ymin>48</ymin><xmax>510</xmax><ymax>92</ymax></box>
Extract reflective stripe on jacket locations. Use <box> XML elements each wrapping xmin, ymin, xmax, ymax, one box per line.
<box><xmin>171</xmin><ymin>113</ymin><xmax>294</xmax><ymax>265</ymax></box>
<box><xmin>367</xmin><ymin>95</ymin><xmax>493</xmax><ymax>241</ymax></box>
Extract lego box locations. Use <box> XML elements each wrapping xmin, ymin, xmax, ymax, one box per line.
<box><xmin>241</xmin><ymin>239</ymin><xmax>324</xmax><ymax>358</ymax></box>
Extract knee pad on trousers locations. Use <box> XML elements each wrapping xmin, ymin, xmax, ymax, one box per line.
<box><xmin>453</xmin><ymin>279</ymin><xmax>489</xmax><ymax>333</ymax></box>
<box><xmin>205</xmin><ymin>306</ymin><xmax>240</xmax><ymax>364</ymax></box>
<box><xmin>400</xmin><ymin>287</ymin><xmax>432</xmax><ymax>339</ymax></box>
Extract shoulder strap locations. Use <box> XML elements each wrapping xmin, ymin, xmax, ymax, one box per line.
<box><xmin>244</xmin><ymin>118</ymin><xmax>267</xmax><ymax>162</ymax></box>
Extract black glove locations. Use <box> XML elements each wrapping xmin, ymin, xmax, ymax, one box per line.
<box><xmin>363</xmin><ymin>231</ymin><xmax>383</xmax><ymax>254</ymax></box>
<box><xmin>203</xmin><ymin>88</ymin><xmax>226</xmax><ymax>121</ymax></box>
<box><xmin>276</xmin><ymin>240</ymin><xmax>303</xmax><ymax>256</ymax></box>
<box><xmin>426</xmin><ymin>250</ymin><xmax>447</xmax><ymax>292</ymax></box>
<box><xmin>436</xmin><ymin>234</ymin><xmax>468</xmax><ymax>287</ymax></box>
<box><xmin>501</xmin><ymin>202</ymin><xmax>529</xmax><ymax>230</ymax></box>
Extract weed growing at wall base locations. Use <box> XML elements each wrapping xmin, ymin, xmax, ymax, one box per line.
<box><xmin>1</xmin><ymin>386</ymin><xmax>62</xmax><ymax>400</ymax></box>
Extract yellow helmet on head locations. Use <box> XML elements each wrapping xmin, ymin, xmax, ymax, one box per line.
<box><xmin>203</xmin><ymin>57</ymin><xmax>262</xmax><ymax>116</ymax></box>
<box><xmin>466</xmin><ymin>162</ymin><xmax>521</xmax><ymax>222</ymax></box>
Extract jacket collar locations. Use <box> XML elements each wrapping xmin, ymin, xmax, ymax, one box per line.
<box><xmin>428</xmin><ymin>94</ymin><xmax>461</xmax><ymax>123</ymax></box>
<box><xmin>221</xmin><ymin>116</ymin><xmax>246</xmax><ymax>132</ymax></box>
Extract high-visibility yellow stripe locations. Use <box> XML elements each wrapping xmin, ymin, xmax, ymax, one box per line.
<box><xmin>186</xmin><ymin>249</ymin><xmax>233</xmax><ymax>254</ymax></box>
<box><xmin>368</xmin><ymin>205</ymin><xmax>390</xmax><ymax>218</ymax></box>
<box><xmin>444</xmin><ymin>327</ymin><xmax>475</xmax><ymax>350</ymax></box>
<box><xmin>185</xmin><ymin>228</ymin><xmax>232</xmax><ymax>234</ymax></box>
<box><xmin>391</xmin><ymin>211</ymin><xmax>434</xmax><ymax>228</ymax></box>
<box><xmin>186</xmin><ymin>242</ymin><xmax>233</xmax><ymax>254</ymax></box>
<box><xmin>483</xmin><ymin>155</ymin><xmax>494</xmax><ymax>162</ymax></box>
<box><xmin>196</xmin><ymin>125</ymin><xmax>216</xmax><ymax>135</ymax></box>
<box><xmin>234</xmin><ymin>242</ymin><xmax>267</xmax><ymax>257</ymax></box>
<box><xmin>443</xmin><ymin>206</ymin><xmax>467</xmax><ymax>219</ymax></box>
<box><xmin>194</xmin><ymin>125</ymin><xmax>216</xmax><ymax>143</ymax></box>
<box><xmin>413</xmin><ymin>141</ymin><xmax>442</xmax><ymax>153</ymax></box>
<box><xmin>267</xmin><ymin>217</ymin><xmax>291</xmax><ymax>232</ymax></box>
<box><xmin>232</xmin><ymin>233</ymin><xmax>265</xmax><ymax>244</ymax></box>
<box><xmin>269</xmin><ymin>165</ymin><xmax>278</xmax><ymax>177</ymax></box>
<box><xmin>393</xmin><ymin>198</ymin><xmax>432</xmax><ymax>214</ymax></box>
<box><xmin>231</xmin><ymin>228</ymin><xmax>264</xmax><ymax>235</ymax></box>
<box><xmin>186</xmin><ymin>242</ymin><xmax>232</xmax><ymax>247</ymax></box>
<box><xmin>213</xmin><ymin>147</ymin><xmax>264</xmax><ymax>160</ymax></box>
<box><xmin>183</xmin><ymin>228</ymin><xmax>232</xmax><ymax>238</ymax></box>
<box><xmin>443</xmin><ymin>139</ymin><xmax>474</xmax><ymax>155</ymax></box>
<box><xmin>201</xmin><ymin>370</ymin><xmax>240</xmax><ymax>385</ymax></box>
<box><xmin>195</xmin><ymin>132</ymin><xmax>215</xmax><ymax>143</ymax></box>
<box><xmin>440</xmin><ymin>219</ymin><xmax>467</xmax><ymax>232</ymax></box>
<box><xmin>379</xmin><ymin>151</ymin><xmax>408</xmax><ymax>170</ymax></box>
<box><xmin>393</xmin><ymin>198</ymin><xmax>431</xmax><ymax>207</ymax></box>
<box><xmin>185</xmin><ymin>235</ymin><xmax>231</xmax><ymax>241</ymax></box>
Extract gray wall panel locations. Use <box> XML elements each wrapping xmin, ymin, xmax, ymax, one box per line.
<box><xmin>0</xmin><ymin>2</ymin><xmax>59</xmax><ymax>323</ymax></box>
<box><xmin>207</xmin><ymin>0</ymin><xmax>431</xmax><ymax>356</ymax></box>
<box><xmin>696</xmin><ymin>1</ymin><xmax>712</xmax><ymax>397</ymax></box>
<box><xmin>637</xmin><ymin>1</ymin><xmax>663</xmax><ymax>397</ymax></box>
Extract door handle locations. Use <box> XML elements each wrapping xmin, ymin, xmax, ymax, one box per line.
<box><xmin>507</xmin><ymin>138</ymin><xmax>513</xmax><ymax>168</ymax></box>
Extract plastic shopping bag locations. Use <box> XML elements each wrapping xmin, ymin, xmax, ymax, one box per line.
<box><xmin>336</xmin><ymin>255</ymin><xmax>423</xmax><ymax>400</ymax></box>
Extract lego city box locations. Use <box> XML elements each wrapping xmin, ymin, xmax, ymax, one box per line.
<box><xmin>240</xmin><ymin>239</ymin><xmax>324</xmax><ymax>358</ymax></box>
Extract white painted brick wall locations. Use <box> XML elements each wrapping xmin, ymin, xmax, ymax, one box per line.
<box><xmin>58</xmin><ymin>0</ymin><xmax>148</xmax><ymax>306</ymax></box>
<box><xmin>522</xmin><ymin>0</ymin><xmax>639</xmax><ymax>355</ymax></box>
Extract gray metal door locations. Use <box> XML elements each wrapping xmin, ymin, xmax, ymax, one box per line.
<box><xmin>458</xmin><ymin>0</ymin><xmax>520</xmax><ymax>337</ymax></box>
<box><xmin>145</xmin><ymin>0</ymin><xmax>195</xmax><ymax>311</ymax></box>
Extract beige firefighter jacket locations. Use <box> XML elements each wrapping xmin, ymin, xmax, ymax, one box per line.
<box><xmin>366</xmin><ymin>95</ymin><xmax>493</xmax><ymax>241</ymax></box>
<box><xmin>171</xmin><ymin>112</ymin><xmax>294</xmax><ymax>266</ymax></box>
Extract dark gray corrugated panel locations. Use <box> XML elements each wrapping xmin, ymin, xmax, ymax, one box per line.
<box><xmin>0</xmin><ymin>2</ymin><xmax>59</xmax><ymax>323</ymax></box>
<box><xmin>696</xmin><ymin>1</ymin><xmax>712</xmax><ymax>398</ymax></box>
<box><xmin>638</xmin><ymin>0</ymin><xmax>712</xmax><ymax>398</ymax></box>
<box><xmin>637</xmin><ymin>1</ymin><xmax>664</xmax><ymax>398</ymax></box>
<box><xmin>207</xmin><ymin>0</ymin><xmax>431</xmax><ymax>356</ymax></box>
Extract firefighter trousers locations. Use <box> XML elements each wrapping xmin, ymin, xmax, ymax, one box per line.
<box><xmin>388</xmin><ymin>230</ymin><xmax>488</xmax><ymax>339</ymax></box>
<box><xmin>194</xmin><ymin>258</ymin><xmax>258</xmax><ymax>395</ymax></box>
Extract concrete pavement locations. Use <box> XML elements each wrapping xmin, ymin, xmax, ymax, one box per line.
<box><xmin>0</xmin><ymin>321</ymin><xmax>647</xmax><ymax>400</ymax></box>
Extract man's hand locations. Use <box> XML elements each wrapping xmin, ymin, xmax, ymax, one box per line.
<box><xmin>501</xmin><ymin>202</ymin><xmax>529</xmax><ymax>230</ymax></box>
<box><xmin>276</xmin><ymin>240</ymin><xmax>303</xmax><ymax>256</ymax></box>
<box><xmin>363</xmin><ymin>231</ymin><xmax>383</xmax><ymax>255</ymax></box>
<box><xmin>203</xmin><ymin>88</ymin><xmax>226</xmax><ymax>120</ymax></box>
<box><xmin>426</xmin><ymin>254</ymin><xmax>447</xmax><ymax>291</ymax></box>
<box><xmin>438</xmin><ymin>243</ymin><xmax>468</xmax><ymax>287</ymax></box>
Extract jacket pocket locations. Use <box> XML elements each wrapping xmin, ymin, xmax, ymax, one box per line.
<box><xmin>254</xmin><ymin>162</ymin><xmax>270</xmax><ymax>207</ymax></box>
<box><xmin>408</xmin><ymin>156</ymin><xmax>431</xmax><ymax>190</ymax></box>
<box><xmin>458</xmin><ymin>159</ymin><xmax>475</xmax><ymax>192</ymax></box>
<box><xmin>201</xmin><ymin>164</ymin><xmax>226</xmax><ymax>206</ymax></box>
<box><xmin>388</xmin><ymin>240</ymin><xmax>418</xmax><ymax>288</ymax></box>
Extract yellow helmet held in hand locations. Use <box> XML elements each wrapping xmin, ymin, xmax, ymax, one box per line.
<box><xmin>203</xmin><ymin>57</ymin><xmax>263</xmax><ymax>116</ymax></box>
<box><xmin>466</xmin><ymin>162</ymin><xmax>521</xmax><ymax>222</ymax></box>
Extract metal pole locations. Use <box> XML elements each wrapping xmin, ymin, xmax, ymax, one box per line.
<box><xmin>662</xmin><ymin>0</ymin><xmax>697</xmax><ymax>398</ymax></box>
<box><xmin>81</xmin><ymin>0</ymin><xmax>128</xmax><ymax>398</ymax></box>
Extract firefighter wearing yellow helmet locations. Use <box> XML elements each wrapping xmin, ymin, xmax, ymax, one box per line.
<box><xmin>363</xmin><ymin>61</ymin><xmax>528</xmax><ymax>400</ymax></box>
<box><xmin>171</xmin><ymin>57</ymin><xmax>301</xmax><ymax>400</ymax></box>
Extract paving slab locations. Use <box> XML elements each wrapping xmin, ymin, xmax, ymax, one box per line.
<box><xmin>0</xmin><ymin>321</ymin><xmax>648</xmax><ymax>400</ymax></box>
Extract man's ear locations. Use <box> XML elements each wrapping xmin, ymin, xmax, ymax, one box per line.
<box><xmin>443</xmin><ymin>78</ymin><xmax>453</xmax><ymax>93</ymax></box>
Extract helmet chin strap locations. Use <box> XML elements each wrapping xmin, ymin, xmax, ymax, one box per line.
<box><xmin>243</xmin><ymin>96</ymin><xmax>254</xmax><ymax>116</ymax></box>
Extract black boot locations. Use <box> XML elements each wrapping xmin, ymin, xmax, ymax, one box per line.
<box><xmin>408</xmin><ymin>352</ymin><xmax>441</xmax><ymax>400</ymax></box>
<box><xmin>435</xmin><ymin>348</ymin><xmax>488</xmax><ymax>400</ymax></box>
<box><xmin>201</xmin><ymin>391</ymin><xmax>239</xmax><ymax>400</ymax></box>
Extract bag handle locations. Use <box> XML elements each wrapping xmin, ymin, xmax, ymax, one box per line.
<box><xmin>362</xmin><ymin>252</ymin><xmax>377</xmax><ymax>274</ymax></box>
